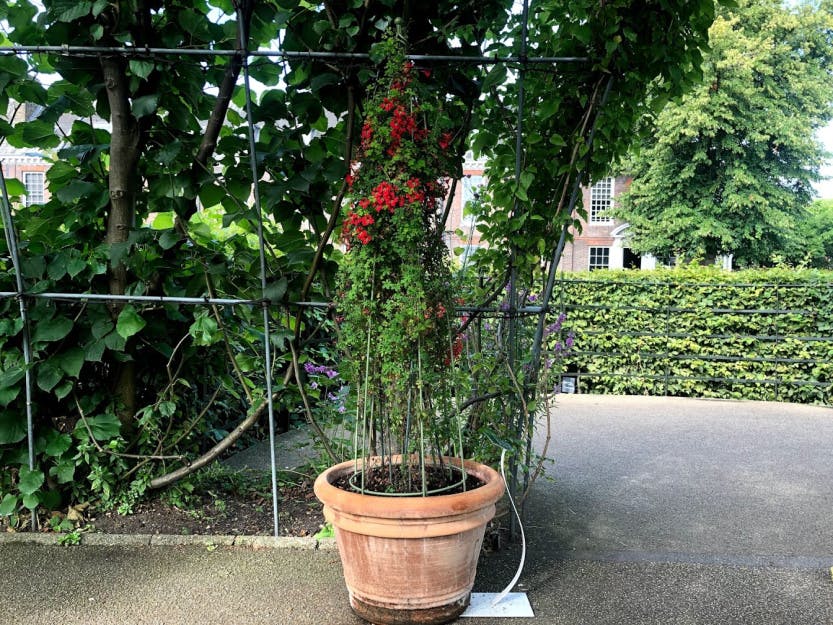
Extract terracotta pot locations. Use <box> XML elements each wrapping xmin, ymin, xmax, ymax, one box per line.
<box><xmin>314</xmin><ymin>456</ymin><xmax>505</xmax><ymax>625</ymax></box>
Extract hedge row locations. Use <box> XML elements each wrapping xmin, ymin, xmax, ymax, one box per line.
<box><xmin>555</xmin><ymin>266</ymin><xmax>833</xmax><ymax>405</ymax></box>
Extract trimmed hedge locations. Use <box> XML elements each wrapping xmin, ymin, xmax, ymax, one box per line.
<box><xmin>556</xmin><ymin>266</ymin><xmax>833</xmax><ymax>405</ymax></box>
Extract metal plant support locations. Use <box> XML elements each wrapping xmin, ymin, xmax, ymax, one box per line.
<box><xmin>0</xmin><ymin>5</ymin><xmax>592</xmax><ymax>536</ymax></box>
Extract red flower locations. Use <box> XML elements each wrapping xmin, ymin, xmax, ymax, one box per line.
<box><xmin>421</xmin><ymin>68</ymin><xmax>432</xmax><ymax>78</ymax></box>
<box><xmin>438</xmin><ymin>132</ymin><xmax>453</xmax><ymax>150</ymax></box>
<box><xmin>346</xmin><ymin>173</ymin><xmax>354</xmax><ymax>187</ymax></box>
<box><xmin>361</xmin><ymin>121</ymin><xmax>374</xmax><ymax>146</ymax></box>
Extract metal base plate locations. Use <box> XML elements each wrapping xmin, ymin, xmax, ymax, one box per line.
<box><xmin>460</xmin><ymin>593</ymin><xmax>534</xmax><ymax>618</ymax></box>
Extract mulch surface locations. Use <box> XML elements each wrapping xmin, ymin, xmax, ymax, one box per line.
<box><xmin>89</xmin><ymin>480</ymin><xmax>325</xmax><ymax>537</ymax></box>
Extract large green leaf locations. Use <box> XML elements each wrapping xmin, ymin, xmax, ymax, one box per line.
<box><xmin>0</xmin><ymin>410</ymin><xmax>26</xmax><ymax>444</ymax></box>
<box><xmin>54</xmin><ymin>347</ymin><xmax>85</xmax><ymax>378</ymax></box>
<box><xmin>36</xmin><ymin>361</ymin><xmax>63</xmax><ymax>392</ymax></box>
<box><xmin>132</xmin><ymin>94</ymin><xmax>159</xmax><ymax>118</ymax></box>
<box><xmin>0</xmin><ymin>494</ymin><xmax>18</xmax><ymax>516</ymax></box>
<box><xmin>44</xmin><ymin>429</ymin><xmax>72</xmax><ymax>457</ymax></box>
<box><xmin>33</xmin><ymin>316</ymin><xmax>73</xmax><ymax>343</ymax></box>
<box><xmin>18</xmin><ymin>468</ymin><xmax>44</xmax><ymax>496</ymax></box>
<box><xmin>50</xmin><ymin>458</ymin><xmax>76</xmax><ymax>484</ymax></box>
<box><xmin>116</xmin><ymin>305</ymin><xmax>147</xmax><ymax>339</ymax></box>
<box><xmin>77</xmin><ymin>413</ymin><xmax>121</xmax><ymax>441</ymax></box>
<box><xmin>18</xmin><ymin>121</ymin><xmax>61</xmax><ymax>149</ymax></box>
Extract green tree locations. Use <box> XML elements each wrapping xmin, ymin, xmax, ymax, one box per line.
<box><xmin>798</xmin><ymin>199</ymin><xmax>833</xmax><ymax>267</ymax></box>
<box><xmin>615</xmin><ymin>0</ymin><xmax>833</xmax><ymax>267</ymax></box>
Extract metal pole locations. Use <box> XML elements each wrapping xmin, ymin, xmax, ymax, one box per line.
<box><xmin>0</xmin><ymin>45</ymin><xmax>588</xmax><ymax>64</ymax></box>
<box><xmin>237</xmin><ymin>7</ymin><xmax>281</xmax><ymax>538</ymax></box>
<box><xmin>0</xmin><ymin>167</ymin><xmax>37</xmax><ymax>531</ymax></box>
<box><xmin>0</xmin><ymin>291</ymin><xmax>260</xmax><ymax>306</ymax></box>
<box><xmin>505</xmin><ymin>0</ymin><xmax>531</xmax><ymax>539</ymax></box>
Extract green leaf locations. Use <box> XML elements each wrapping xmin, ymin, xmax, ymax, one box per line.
<box><xmin>22</xmin><ymin>493</ymin><xmax>40</xmax><ymax>510</ymax></box>
<box><xmin>129</xmin><ymin>59</ymin><xmax>155</xmax><ymax>80</ymax></box>
<box><xmin>159</xmin><ymin>230</ymin><xmax>181</xmax><ymax>250</ymax></box>
<box><xmin>0</xmin><ymin>494</ymin><xmax>18</xmax><ymax>516</ymax></box>
<box><xmin>131</xmin><ymin>94</ymin><xmax>159</xmax><ymax>118</ymax></box>
<box><xmin>84</xmin><ymin>338</ymin><xmax>106</xmax><ymax>362</ymax></box>
<box><xmin>50</xmin><ymin>458</ymin><xmax>75</xmax><ymax>484</ymax></box>
<box><xmin>189</xmin><ymin>315</ymin><xmax>218</xmax><ymax>346</ymax></box>
<box><xmin>0</xmin><ymin>366</ymin><xmax>25</xmax><ymax>391</ymax></box>
<box><xmin>103</xmin><ymin>330</ymin><xmax>126</xmax><ymax>351</ymax></box>
<box><xmin>18</xmin><ymin>468</ymin><xmax>44</xmax><ymax>496</ymax></box>
<box><xmin>15</xmin><ymin>121</ymin><xmax>60</xmax><ymax>149</ymax></box>
<box><xmin>0</xmin><ymin>410</ymin><xmax>26</xmax><ymax>444</ymax></box>
<box><xmin>78</xmin><ymin>413</ymin><xmax>121</xmax><ymax>441</ymax></box>
<box><xmin>151</xmin><ymin>212</ymin><xmax>175</xmax><ymax>230</ymax></box>
<box><xmin>51</xmin><ymin>0</ymin><xmax>92</xmax><ymax>22</ymax></box>
<box><xmin>44</xmin><ymin>430</ymin><xmax>72</xmax><ymax>457</ymax></box>
<box><xmin>263</xmin><ymin>277</ymin><xmax>288</xmax><ymax>303</ymax></box>
<box><xmin>56</xmin><ymin>180</ymin><xmax>97</xmax><ymax>203</ymax></box>
<box><xmin>67</xmin><ymin>257</ymin><xmax>87</xmax><ymax>278</ymax></box>
<box><xmin>37</xmin><ymin>361</ymin><xmax>64</xmax><ymax>392</ymax></box>
<box><xmin>54</xmin><ymin>347</ymin><xmax>85</xmax><ymax>378</ymax></box>
<box><xmin>198</xmin><ymin>184</ymin><xmax>225</xmax><ymax>208</ymax></box>
<box><xmin>116</xmin><ymin>305</ymin><xmax>146</xmax><ymax>339</ymax></box>
<box><xmin>2</xmin><ymin>178</ymin><xmax>26</xmax><ymax>196</ymax></box>
<box><xmin>33</xmin><ymin>316</ymin><xmax>74</xmax><ymax>344</ymax></box>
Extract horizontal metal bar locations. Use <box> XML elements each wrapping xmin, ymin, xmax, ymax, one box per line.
<box><xmin>568</xmin><ymin>350</ymin><xmax>824</xmax><ymax>365</ymax></box>
<box><xmin>558</xmin><ymin>279</ymin><xmax>833</xmax><ymax>289</ymax></box>
<box><xmin>0</xmin><ymin>291</ymin><xmax>259</xmax><ymax>306</ymax></box>
<box><xmin>561</xmin><ymin>371</ymin><xmax>832</xmax><ymax>388</ymax></box>
<box><xmin>0</xmin><ymin>45</ymin><xmax>587</xmax><ymax>64</ymax></box>
<box><xmin>564</xmin><ymin>302</ymin><xmax>809</xmax><ymax>315</ymax></box>
<box><xmin>577</xmin><ymin>330</ymin><xmax>833</xmax><ymax>343</ymax></box>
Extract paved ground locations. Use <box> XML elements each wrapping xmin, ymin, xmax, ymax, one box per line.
<box><xmin>2</xmin><ymin>394</ymin><xmax>832</xmax><ymax>624</ymax></box>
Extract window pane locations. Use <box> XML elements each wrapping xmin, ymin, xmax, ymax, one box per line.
<box><xmin>589</xmin><ymin>246</ymin><xmax>610</xmax><ymax>271</ymax></box>
<box><xmin>23</xmin><ymin>172</ymin><xmax>45</xmax><ymax>206</ymax></box>
<box><xmin>589</xmin><ymin>177</ymin><xmax>613</xmax><ymax>223</ymax></box>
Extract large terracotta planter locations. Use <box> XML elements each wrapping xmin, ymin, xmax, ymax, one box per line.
<box><xmin>314</xmin><ymin>456</ymin><xmax>505</xmax><ymax>625</ymax></box>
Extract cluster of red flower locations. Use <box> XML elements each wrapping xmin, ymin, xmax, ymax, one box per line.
<box><xmin>372</xmin><ymin>181</ymin><xmax>405</xmax><ymax>213</ymax></box>
<box><xmin>344</xmin><ymin>210</ymin><xmax>375</xmax><ymax>245</ymax></box>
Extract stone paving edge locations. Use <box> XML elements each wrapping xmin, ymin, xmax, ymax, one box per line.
<box><xmin>0</xmin><ymin>532</ymin><xmax>336</xmax><ymax>550</ymax></box>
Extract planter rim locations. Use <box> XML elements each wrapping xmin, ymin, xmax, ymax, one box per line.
<box><xmin>314</xmin><ymin>455</ymin><xmax>505</xmax><ymax>522</ymax></box>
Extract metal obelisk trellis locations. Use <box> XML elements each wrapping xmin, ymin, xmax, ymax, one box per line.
<box><xmin>0</xmin><ymin>5</ymin><xmax>603</xmax><ymax>536</ymax></box>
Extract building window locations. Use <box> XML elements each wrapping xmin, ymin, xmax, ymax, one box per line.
<box><xmin>589</xmin><ymin>177</ymin><xmax>614</xmax><ymax>223</ymax></box>
<box><xmin>589</xmin><ymin>246</ymin><xmax>610</xmax><ymax>271</ymax></box>
<box><xmin>460</xmin><ymin>175</ymin><xmax>484</xmax><ymax>227</ymax></box>
<box><xmin>23</xmin><ymin>172</ymin><xmax>45</xmax><ymax>206</ymax></box>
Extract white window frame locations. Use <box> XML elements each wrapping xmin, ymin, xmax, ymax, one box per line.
<box><xmin>588</xmin><ymin>246</ymin><xmax>610</xmax><ymax>271</ymax></box>
<box><xmin>23</xmin><ymin>171</ymin><xmax>45</xmax><ymax>206</ymax></box>
<box><xmin>589</xmin><ymin>177</ymin><xmax>614</xmax><ymax>223</ymax></box>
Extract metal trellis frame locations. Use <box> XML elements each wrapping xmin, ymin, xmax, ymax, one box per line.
<box><xmin>0</xmin><ymin>7</ymin><xmax>592</xmax><ymax>537</ymax></box>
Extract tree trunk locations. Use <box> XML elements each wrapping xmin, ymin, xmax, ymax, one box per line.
<box><xmin>101</xmin><ymin>55</ymin><xmax>140</xmax><ymax>427</ymax></box>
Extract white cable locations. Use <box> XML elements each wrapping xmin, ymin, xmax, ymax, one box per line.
<box><xmin>490</xmin><ymin>448</ymin><xmax>527</xmax><ymax>607</ymax></box>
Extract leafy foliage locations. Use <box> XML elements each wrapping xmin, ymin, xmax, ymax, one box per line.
<box><xmin>0</xmin><ymin>0</ymin><xmax>719</xmax><ymax>517</ymax></box>
<box><xmin>558</xmin><ymin>266</ymin><xmax>833</xmax><ymax>404</ymax></box>
<box><xmin>615</xmin><ymin>0</ymin><xmax>833</xmax><ymax>267</ymax></box>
